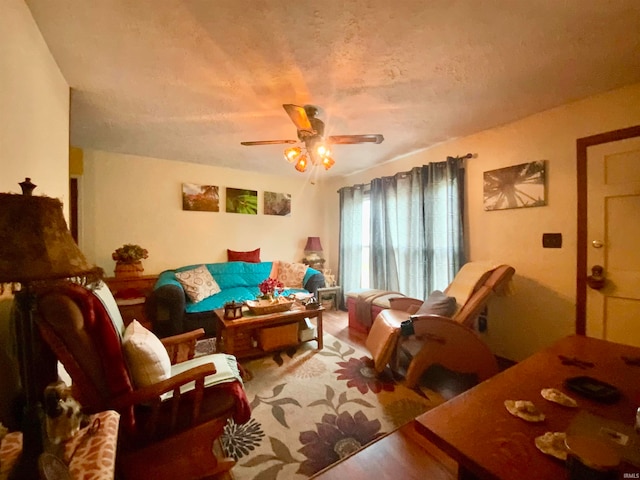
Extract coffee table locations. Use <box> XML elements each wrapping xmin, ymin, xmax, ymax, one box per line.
<box><xmin>214</xmin><ymin>305</ymin><xmax>323</xmax><ymax>359</ymax></box>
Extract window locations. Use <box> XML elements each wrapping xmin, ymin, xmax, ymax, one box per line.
<box><xmin>361</xmin><ymin>194</ymin><xmax>370</xmax><ymax>288</ymax></box>
<box><xmin>339</xmin><ymin>158</ymin><xmax>465</xmax><ymax>299</ymax></box>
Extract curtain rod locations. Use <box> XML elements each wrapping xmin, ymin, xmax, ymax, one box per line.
<box><xmin>338</xmin><ymin>155</ymin><xmax>472</xmax><ymax>192</ymax></box>
<box><xmin>448</xmin><ymin>153</ymin><xmax>473</xmax><ymax>160</ymax></box>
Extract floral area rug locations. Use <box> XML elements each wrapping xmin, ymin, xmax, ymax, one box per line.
<box><xmin>219</xmin><ymin>334</ymin><xmax>445</xmax><ymax>480</ymax></box>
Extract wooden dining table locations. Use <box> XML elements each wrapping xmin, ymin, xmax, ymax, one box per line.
<box><xmin>414</xmin><ymin>335</ymin><xmax>640</xmax><ymax>480</ymax></box>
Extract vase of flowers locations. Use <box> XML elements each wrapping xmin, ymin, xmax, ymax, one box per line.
<box><xmin>112</xmin><ymin>244</ymin><xmax>149</xmax><ymax>278</ymax></box>
<box><xmin>258</xmin><ymin>277</ymin><xmax>284</xmax><ymax>302</ymax></box>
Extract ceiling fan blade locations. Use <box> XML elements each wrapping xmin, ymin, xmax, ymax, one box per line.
<box><xmin>327</xmin><ymin>134</ymin><xmax>385</xmax><ymax>145</ymax></box>
<box><xmin>282</xmin><ymin>104</ymin><xmax>312</xmax><ymax>132</ymax></box>
<box><xmin>241</xmin><ymin>140</ymin><xmax>298</xmax><ymax>146</ymax></box>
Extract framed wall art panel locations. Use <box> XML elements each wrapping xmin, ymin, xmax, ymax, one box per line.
<box><xmin>264</xmin><ymin>191</ymin><xmax>291</xmax><ymax>216</ymax></box>
<box><xmin>483</xmin><ymin>161</ymin><xmax>547</xmax><ymax>211</ymax></box>
<box><xmin>182</xmin><ymin>183</ymin><xmax>219</xmax><ymax>212</ymax></box>
<box><xmin>226</xmin><ymin>187</ymin><xmax>258</xmax><ymax>215</ymax></box>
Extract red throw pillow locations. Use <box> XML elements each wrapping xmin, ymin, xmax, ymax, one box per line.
<box><xmin>227</xmin><ymin>248</ymin><xmax>261</xmax><ymax>263</ymax></box>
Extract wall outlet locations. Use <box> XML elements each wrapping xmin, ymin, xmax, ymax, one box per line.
<box><xmin>478</xmin><ymin>314</ymin><xmax>488</xmax><ymax>332</ymax></box>
<box><xmin>477</xmin><ymin>306</ymin><xmax>489</xmax><ymax>332</ymax></box>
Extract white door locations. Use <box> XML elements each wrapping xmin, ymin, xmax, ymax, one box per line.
<box><xmin>586</xmin><ymin>137</ymin><xmax>640</xmax><ymax>346</ymax></box>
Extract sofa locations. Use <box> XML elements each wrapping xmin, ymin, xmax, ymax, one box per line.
<box><xmin>147</xmin><ymin>261</ymin><xmax>325</xmax><ymax>338</ymax></box>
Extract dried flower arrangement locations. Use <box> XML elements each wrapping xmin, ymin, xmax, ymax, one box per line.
<box><xmin>258</xmin><ymin>277</ymin><xmax>284</xmax><ymax>298</ymax></box>
<box><xmin>112</xmin><ymin>244</ymin><xmax>149</xmax><ymax>264</ymax></box>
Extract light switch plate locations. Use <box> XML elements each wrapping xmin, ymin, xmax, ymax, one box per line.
<box><xmin>542</xmin><ymin>233</ymin><xmax>562</xmax><ymax>248</ymax></box>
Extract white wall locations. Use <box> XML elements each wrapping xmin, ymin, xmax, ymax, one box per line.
<box><xmin>0</xmin><ymin>0</ymin><xmax>70</xmax><ymax>203</ymax></box>
<box><xmin>326</xmin><ymin>82</ymin><xmax>640</xmax><ymax>361</ymax></box>
<box><xmin>0</xmin><ymin>0</ymin><xmax>70</xmax><ymax>429</ymax></box>
<box><xmin>81</xmin><ymin>150</ymin><xmax>328</xmax><ymax>276</ymax></box>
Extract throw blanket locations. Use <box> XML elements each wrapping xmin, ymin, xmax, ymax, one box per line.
<box><xmin>353</xmin><ymin>289</ymin><xmax>404</xmax><ymax>328</ymax></box>
<box><xmin>445</xmin><ymin>262</ymin><xmax>501</xmax><ymax>313</ymax></box>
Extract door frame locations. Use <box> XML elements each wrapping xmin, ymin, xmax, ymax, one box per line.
<box><xmin>575</xmin><ymin>125</ymin><xmax>640</xmax><ymax>335</ymax></box>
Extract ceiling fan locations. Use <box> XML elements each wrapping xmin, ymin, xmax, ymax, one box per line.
<box><xmin>241</xmin><ymin>104</ymin><xmax>384</xmax><ymax>172</ymax></box>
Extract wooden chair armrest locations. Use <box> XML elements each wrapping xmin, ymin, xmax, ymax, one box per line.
<box><xmin>161</xmin><ymin>328</ymin><xmax>206</xmax><ymax>346</ymax></box>
<box><xmin>161</xmin><ymin>328</ymin><xmax>206</xmax><ymax>364</ymax></box>
<box><xmin>113</xmin><ymin>363</ymin><xmax>217</xmax><ymax>408</ymax></box>
<box><xmin>389</xmin><ymin>297</ymin><xmax>423</xmax><ymax>313</ymax></box>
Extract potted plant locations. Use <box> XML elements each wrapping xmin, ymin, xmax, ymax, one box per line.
<box><xmin>112</xmin><ymin>244</ymin><xmax>149</xmax><ymax>278</ymax></box>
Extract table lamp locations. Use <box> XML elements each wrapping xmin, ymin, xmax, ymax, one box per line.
<box><xmin>0</xmin><ymin>178</ymin><xmax>102</xmax><ymax>479</ymax></box>
<box><xmin>303</xmin><ymin>236</ymin><xmax>325</xmax><ymax>270</ymax></box>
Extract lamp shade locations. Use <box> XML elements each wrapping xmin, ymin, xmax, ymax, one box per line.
<box><xmin>304</xmin><ymin>236</ymin><xmax>323</xmax><ymax>252</ymax></box>
<box><xmin>0</xmin><ymin>193</ymin><xmax>102</xmax><ymax>285</ymax></box>
<box><xmin>284</xmin><ymin>146</ymin><xmax>303</xmax><ymax>164</ymax></box>
<box><xmin>294</xmin><ymin>156</ymin><xmax>308</xmax><ymax>172</ymax></box>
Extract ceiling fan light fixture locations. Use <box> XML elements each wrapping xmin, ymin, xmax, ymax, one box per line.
<box><xmin>321</xmin><ymin>156</ymin><xmax>335</xmax><ymax>170</ymax></box>
<box><xmin>242</xmin><ymin>103</ymin><xmax>383</xmax><ymax>174</ymax></box>
<box><xmin>316</xmin><ymin>144</ymin><xmax>330</xmax><ymax>157</ymax></box>
<box><xmin>284</xmin><ymin>146</ymin><xmax>302</xmax><ymax>163</ymax></box>
<box><xmin>294</xmin><ymin>155</ymin><xmax>308</xmax><ymax>172</ymax></box>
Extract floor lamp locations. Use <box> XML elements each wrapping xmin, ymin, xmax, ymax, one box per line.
<box><xmin>0</xmin><ymin>179</ymin><xmax>102</xmax><ymax>480</ymax></box>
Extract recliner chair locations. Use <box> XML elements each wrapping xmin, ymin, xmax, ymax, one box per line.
<box><xmin>35</xmin><ymin>281</ymin><xmax>251</xmax><ymax>480</ymax></box>
<box><xmin>365</xmin><ymin>263</ymin><xmax>515</xmax><ymax>389</ymax></box>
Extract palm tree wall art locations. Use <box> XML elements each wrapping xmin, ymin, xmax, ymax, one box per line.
<box><xmin>483</xmin><ymin>161</ymin><xmax>547</xmax><ymax>211</ymax></box>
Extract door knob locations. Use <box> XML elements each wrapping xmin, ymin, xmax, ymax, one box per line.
<box><xmin>586</xmin><ymin>265</ymin><xmax>606</xmax><ymax>290</ymax></box>
<box><xmin>591</xmin><ymin>240</ymin><xmax>604</xmax><ymax>248</ymax></box>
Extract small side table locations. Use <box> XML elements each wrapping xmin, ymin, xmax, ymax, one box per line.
<box><xmin>317</xmin><ymin>286</ymin><xmax>341</xmax><ymax>311</ymax></box>
<box><xmin>104</xmin><ymin>275</ymin><xmax>158</xmax><ymax>330</ymax></box>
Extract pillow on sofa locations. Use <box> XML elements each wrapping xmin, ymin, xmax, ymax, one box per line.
<box><xmin>415</xmin><ymin>290</ymin><xmax>457</xmax><ymax>317</ymax></box>
<box><xmin>175</xmin><ymin>264</ymin><xmax>221</xmax><ymax>303</ymax></box>
<box><xmin>269</xmin><ymin>261</ymin><xmax>279</xmax><ymax>279</ymax></box>
<box><xmin>122</xmin><ymin>320</ymin><xmax>171</xmax><ymax>388</ymax></box>
<box><xmin>277</xmin><ymin>261</ymin><xmax>308</xmax><ymax>288</ymax></box>
<box><xmin>227</xmin><ymin>248</ymin><xmax>261</xmax><ymax>263</ymax></box>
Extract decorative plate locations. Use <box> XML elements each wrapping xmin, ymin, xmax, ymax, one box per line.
<box><xmin>504</xmin><ymin>400</ymin><xmax>545</xmax><ymax>422</ymax></box>
<box><xmin>534</xmin><ymin>432</ymin><xmax>568</xmax><ymax>461</ymax></box>
<box><xmin>541</xmin><ymin>388</ymin><xmax>578</xmax><ymax>408</ymax></box>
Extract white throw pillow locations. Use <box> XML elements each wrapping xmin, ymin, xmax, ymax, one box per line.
<box><xmin>122</xmin><ymin>320</ymin><xmax>171</xmax><ymax>388</ymax></box>
<box><xmin>277</xmin><ymin>261</ymin><xmax>308</xmax><ymax>289</ymax></box>
<box><xmin>175</xmin><ymin>265</ymin><xmax>221</xmax><ymax>303</ymax></box>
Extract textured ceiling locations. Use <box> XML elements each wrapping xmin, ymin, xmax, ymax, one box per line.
<box><xmin>25</xmin><ymin>0</ymin><xmax>640</xmax><ymax>178</ymax></box>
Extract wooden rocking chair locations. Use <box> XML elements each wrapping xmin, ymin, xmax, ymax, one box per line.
<box><xmin>35</xmin><ymin>281</ymin><xmax>251</xmax><ymax>479</ymax></box>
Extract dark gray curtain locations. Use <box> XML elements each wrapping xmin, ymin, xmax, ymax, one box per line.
<box><xmin>369</xmin><ymin>157</ymin><xmax>465</xmax><ymax>298</ymax></box>
<box><xmin>422</xmin><ymin>157</ymin><xmax>466</xmax><ymax>292</ymax></box>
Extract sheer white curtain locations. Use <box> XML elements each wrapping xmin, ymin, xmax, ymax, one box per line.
<box><xmin>337</xmin><ymin>184</ymin><xmax>365</xmax><ymax>307</ymax></box>
<box><xmin>339</xmin><ymin>157</ymin><xmax>465</xmax><ymax>300</ymax></box>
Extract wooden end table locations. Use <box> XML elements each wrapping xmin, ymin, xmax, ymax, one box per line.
<box><xmin>214</xmin><ymin>306</ymin><xmax>323</xmax><ymax>359</ymax></box>
<box><xmin>317</xmin><ymin>286</ymin><xmax>341</xmax><ymax>311</ymax></box>
<box><xmin>104</xmin><ymin>275</ymin><xmax>157</xmax><ymax>330</ymax></box>
<box><xmin>414</xmin><ymin>335</ymin><xmax>640</xmax><ymax>480</ymax></box>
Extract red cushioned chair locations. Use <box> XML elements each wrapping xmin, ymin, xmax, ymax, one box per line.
<box><xmin>35</xmin><ymin>281</ymin><xmax>250</xmax><ymax>480</ymax></box>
